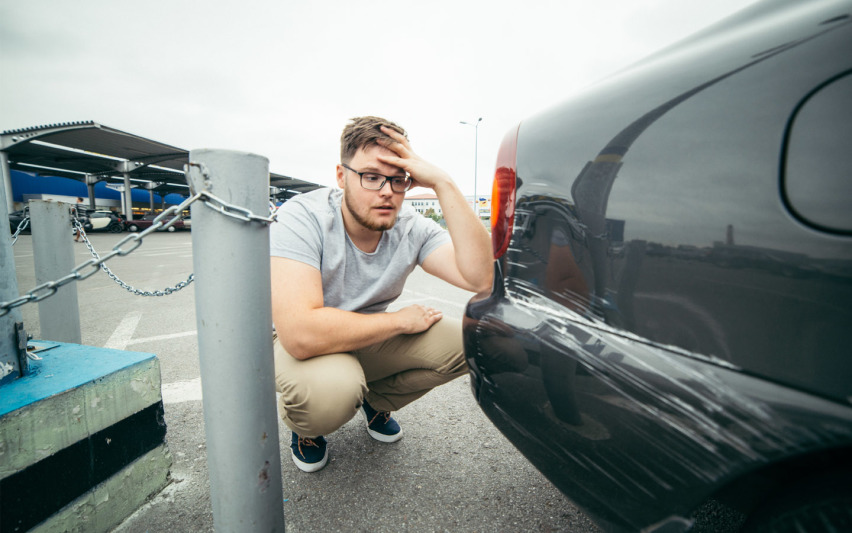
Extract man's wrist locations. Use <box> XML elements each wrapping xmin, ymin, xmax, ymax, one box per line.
<box><xmin>431</xmin><ymin>177</ymin><xmax>459</xmax><ymax>197</ymax></box>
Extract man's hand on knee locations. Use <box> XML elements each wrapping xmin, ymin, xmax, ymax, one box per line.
<box><xmin>393</xmin><ymin>304</ymin><xmax>443</xmax><ymax>334</ymax></box>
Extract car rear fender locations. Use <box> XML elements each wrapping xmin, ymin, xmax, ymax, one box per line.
<box><xmin>465</xmin><ymin>263</ymin><xmax>852</xmax><ymax>531</ymax></box>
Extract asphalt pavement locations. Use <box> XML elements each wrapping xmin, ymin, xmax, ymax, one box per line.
<box><xmin>10</xmin><ymin>231</ymin><xmax>601</xmax><ymax>533</ymax></box>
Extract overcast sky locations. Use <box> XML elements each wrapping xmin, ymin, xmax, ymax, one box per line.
<box><xmin>1</xmin><ymin>0</ymin><xmax>757</xmax><ymax>196</ymax></box>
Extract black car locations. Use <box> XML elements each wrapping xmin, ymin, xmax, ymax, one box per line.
<box><xmin>8</xmin><ymin>207</ymin><xmax>124</xmax><ymax>234</ymax></box>
<box><xmin>125</xmin><ymin>213</ymin><xmax>190</xmax><ymax>232</ymax></box>
<box><xmin>8</xmin><ymin>209</ymin><xmax>29</xmax><ymax>234</ymax></box>
<box><xmin>463</xmin><ymin>1</ymin><xmax>852</xmax><ymax>532</ymax></box>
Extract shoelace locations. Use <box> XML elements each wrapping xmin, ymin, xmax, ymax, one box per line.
<box><xmin>368</xmin><ymin>411</ymin><xmax>391</xmax><ymax>426</ymax></box>
<box><xmin>296</xmin><ymin>437</ymin><xmax>320</xmax><ymax>457</ymax></box>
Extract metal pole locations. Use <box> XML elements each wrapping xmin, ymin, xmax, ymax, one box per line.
<box><xmin>29</xmin><ymin>200</ymin><xmax>82</xmax><ymax>344</ymax></box>
<box><xmin>187</xmin><ymin>149</ymin><xmax>285</xmax><ymax>532</ymax></box>
<box><xmin>0</xmin><ymin>152</ymin><xmax>14</xmax><ymax>213</ymax></box>
<box><xmin>0</xmin><ymin>175</ymin><xmax>24</xmax><ymax>384</ymax></box>
<box><xmin>123</xmin><ymin>173</ymin><xmax>133</xmax><ymax>221</ymax></box>
<box><xmin>460</xmin><ymin>117</ymin><xmax>482</xmax><ymax>218</ymax></box>
<box><xmin>473</xmin><ymin>119</ymin><xmax>480</xmax><ymax>219</ymax></box>
<box><xmin>85</xmin><ymin>175</ymin><xmax>97</xmax><ymax>209</ymax></box>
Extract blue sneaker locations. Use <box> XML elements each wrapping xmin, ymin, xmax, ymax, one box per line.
<box><xmin>290</xmin><ymin>432</ymin><xmax>328</xmax><ymax>472</ymax></box>
<box><xmin>361</xmin><ymin>400</ymin><xmax>403</xmax><ymax>443</ymax></box>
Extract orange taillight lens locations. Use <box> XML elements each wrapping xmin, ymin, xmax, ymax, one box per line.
<box><xmin>491</xmin><ymin>124</ymin><xmax>519</xmax><ymax>259</ymax></box>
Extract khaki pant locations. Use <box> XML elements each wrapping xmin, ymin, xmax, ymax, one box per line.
<box><xmin>274</xmin><ymin>317</ymin><xmax>467</xmax><ymax>438</ymax></box>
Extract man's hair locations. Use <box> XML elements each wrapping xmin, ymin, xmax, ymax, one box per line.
<box><xmin>340</xmin><ymin>116</ymin><xmax>407</xmax><ymax>164</ymax></box>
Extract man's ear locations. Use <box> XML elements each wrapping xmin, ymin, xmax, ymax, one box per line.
<box><xmin>336</xmin><ymin>164</ymin><xmax>346</xmax><ymax>188</ymax></box>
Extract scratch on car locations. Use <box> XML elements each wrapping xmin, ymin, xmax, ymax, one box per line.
<box><xmin>490</xmin><ymin>281</ymin><xmax>852</xmax><ymax>488</ymax></box>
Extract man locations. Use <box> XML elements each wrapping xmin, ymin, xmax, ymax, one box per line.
<box><xmin>74</xmin><ymin>197</ymin><xmax>85</xmax><ymax>242</ymax></box>
<box><xmin>269</xmin><ymin>116</ymin><xmax>493</xmax><ymax>472</ymax></box>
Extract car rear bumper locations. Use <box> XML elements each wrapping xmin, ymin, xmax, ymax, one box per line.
<box><xmin>463</xmin><ymin>263</ymin><xmax>852</xmax><ymax>532</ymax></box>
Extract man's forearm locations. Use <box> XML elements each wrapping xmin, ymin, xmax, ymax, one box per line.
<box><xmin>434</xmin><ymin>180</ymin><xmax>494</xmax><ymax>292</ymax></box>
<box><xmin>371</xmin><ymin>125</ymin><xmax>493</xmax><ymax>291</ymax></box>
<box><xmin>278</xmin><ymin>307</ymin><xmax>403</xmax><ymax>359</ymax></box>
<box><xmin>276</xmin><ymin>303</ymin><xmax>443</xmax><ymax>360</ymax></box>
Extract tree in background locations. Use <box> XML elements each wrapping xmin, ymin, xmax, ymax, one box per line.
<box><xmin>423</xmin><ymin>208</ymin><xmax>445</xmax><ymax>227</ymax></box>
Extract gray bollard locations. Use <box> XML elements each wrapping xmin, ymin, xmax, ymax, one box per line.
<box><xmin>187</xmin><ymin>149</ymin><xmax>285</xmax><ymax>532</ymax></box>
<box><xmin>29</xmin><ymin>200</ymin><xmax>82</xmax><ymax>344</ymax></box>
<box><xmin>0</xmin><ymin>179</ymin><xmax>24</xmax><ymax>383</ymax></box>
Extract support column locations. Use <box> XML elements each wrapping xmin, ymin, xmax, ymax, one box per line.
<box><xmin>1</xmin><ymin>152</ymin><xmax>14</xmax><ymax>213</ymax></box>
<box><xmin>29</xmin><ymin>200</ymin><xmax>81</xmax><ymax>344</ymax></box>
<box><xmin>0</xmin><ymin>174</ymin><xmax>24</xmax><ymax>384</ymax></box>
<box><xmin>85</xmin><ymin>174</ymin><xmax>98</xmax><ymax>209</ymax></box>
<box><xmin>123</xmin><ymin>173</ymin><xmax>133</xmax><ymax>221</ymax></box>
<box><xmin>144</xmin><ymin>182</ymin><xmax>163</xmax><ymax>213</ymax></box>
<box><xmin>187</xmin><ymin>149</ymin><xmax>285</xmax><ymax>532</ymax></box>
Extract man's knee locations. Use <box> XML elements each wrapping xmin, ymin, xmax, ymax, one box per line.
<box><xmin>426</xmin><ymin>318</ymin><xmax>467</xmax><ymax>375</ymax></box>
<box><xmin>442</xmin><ymin>349</ymin><xmax>468</xmax><ymax>376</ymax></box>
<box><xmin>278</xmin><ymin>374</ymin><xmax>367</xmax><ymax>436</ymax></box>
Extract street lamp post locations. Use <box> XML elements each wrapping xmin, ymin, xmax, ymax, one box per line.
<box><xmin>460</xmin><ymin>117</ymin><xmax>482</xmax><ymax>218</ymax></box>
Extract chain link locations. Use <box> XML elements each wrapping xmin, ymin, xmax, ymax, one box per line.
<box><xmin>73</xmin><ymin>210</ymin><xmax>197</xmax><ymax>298</ymax></box>
<box><xmin>1</xmin><ymin>190</ymin><xmax>276</xmax><ymax>317</ymax></box>
<box><xmin>10</xmin><ymin>215</ymin><xmax>30</xmax><ymax>245</ymax></box>
<box><xmin>200</xmin><ymin>191</ymin><xmax>278</xmax><ymax>225</ymax></box>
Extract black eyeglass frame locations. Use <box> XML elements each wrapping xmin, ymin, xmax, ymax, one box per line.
<box><xmin>341</xmin><ymin>163</ymin><xmax>412</xmax><ymax>193</ymax></box>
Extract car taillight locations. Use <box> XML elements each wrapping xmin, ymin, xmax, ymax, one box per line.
<box><xmin>491</xmin><ymin>124</ymin><xmax>519</xmax><ymax>259</ymax></box>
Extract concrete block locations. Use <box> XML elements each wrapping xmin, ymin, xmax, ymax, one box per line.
<box><xmin>0</xmin><ymin>341</ymin><xmax>172</xmax><ymax>532</ymax></box>
<box><xmin>31</xmin><ymin>444</ymin><xmax>172</xmax><ymax>533</ymax></box>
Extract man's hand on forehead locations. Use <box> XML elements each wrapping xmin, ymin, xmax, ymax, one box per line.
<box><xmin>376</xmin><ymin>125</ymin><xmax>451</xmax><ymax>190</ymax></box>
<box><xmin>377</xmin><ymin>125</ymin><xmax>411</xmax><ymax>156</ymax></box>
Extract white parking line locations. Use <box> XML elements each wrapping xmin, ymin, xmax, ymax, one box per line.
<box><xmin>162</xmin><ymin>377</ymin><xmax>282</xmax><ymax>405</ymax></box>
<box><xmin>104</xmin><ymin>311</ymin><xmax>142</xmax><ymax>350</ymax></box>
<box><xmin>137</xmin><ymin>252</ymin><xmax>183</xmax><ymax>257</ymax></box>
<box><xmin>398</xmin><ymin>289</ymin><xmax>466</xmax><ymax>311</ymax></box>
<box><xmin>126</xmin><ymin>330</ymin><xmax>197</xmax><ymax>346</ymax></box>
<box><xmin>162</xmin><ymin>377</ymin><xmax>203</xmax><ymax>404</ymax></box>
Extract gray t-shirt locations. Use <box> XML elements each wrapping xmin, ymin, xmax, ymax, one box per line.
<box><xmin>270</xmin><ymin>188</ymin><xmax>450</xmax><ymax>313</ymax></box>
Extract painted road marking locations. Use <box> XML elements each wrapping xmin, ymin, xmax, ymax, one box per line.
<box><xmin>125</xmin><ymin>330</ymin><xmax>197</xmax><ymax>346</ymax></box>
<box><xmin>162</xmin><ymin>378</ymin><xmax>203</xmax><ymax>404</ymax></box>
<box><xmin>104</xmin><ymin>311</ymin><xmax>142</xmax><ymax>350</ymax></box>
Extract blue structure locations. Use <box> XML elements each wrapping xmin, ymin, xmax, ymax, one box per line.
<box><xmin>9</xmin><ymin>169</ymin><xmax>187</xmax><ymax>210</ymax></box>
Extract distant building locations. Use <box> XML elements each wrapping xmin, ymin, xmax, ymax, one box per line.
<box><xmin>404</xmin><ymin>193</ymin><xmax>442</xmax><ymax>216</ymax></box>
<box><xmin>404</xmin><ymin>192</ymin><xmax>491</xmax><ymax>219</ymax></box>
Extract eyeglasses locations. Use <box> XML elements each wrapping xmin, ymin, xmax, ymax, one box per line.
<box><xmin>341</xmin><ymin>163</ymin><xmax>412</xmax><ymax>193</ymax></box>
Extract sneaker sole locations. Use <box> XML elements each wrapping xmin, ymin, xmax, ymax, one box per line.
<box><xmin>291</xmin><ymin>449</ymin><xmax>328</xmax><ymax>473</ymax></box>
<box><xmin>361</xmin><ymin>408</ymin><xmax>403</xmax><ymax>443</ymax></box>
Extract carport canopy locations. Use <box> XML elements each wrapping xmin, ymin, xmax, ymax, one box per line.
<box><xmin>0</xmin><ymin>121</ymin><xmax>323</xmax><ymax>219</ymax></box>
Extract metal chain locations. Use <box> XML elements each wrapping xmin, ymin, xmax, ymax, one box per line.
<box><xmin>10</xmin><ymin>215</ymin><xmax>30</xmax><ymax>245</ymax></box>
<box><xmin>200</xmin><ymin>191</ymin><xmax>278</xmax><ymax>225</ymax></box>
<box><xmin>73</xmin><ymin>213</ymin><xmax>196</xmax><ymax>298</ymax></box>
<box><xmin>0</xmin><ymin>191</ymin><xmax>275</xmax><ymax>317</ymax></box>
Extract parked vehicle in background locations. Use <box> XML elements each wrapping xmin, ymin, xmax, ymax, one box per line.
<box><xmin>463</xmin><ymin>1</ymin><xmax>852</xmax><ymax>532</ymax></box>
<box><xmin>80</xmin><ymin>210</ymin><xmax>124</xmax><ymax>233</ymax></box>
<box><xmin>8</xmin><ymin>209</ymin><xmax>29</xmax><ymax>233</ymax></box>
<box><xmin>126</xmin><ymin>213</ymin><xmax>190</xmax><ymax>232</ymax></box>
<box><xmin>8</xmin><ymin>206</ymin><xmax>93</xmax><ymax>235</ymax></box>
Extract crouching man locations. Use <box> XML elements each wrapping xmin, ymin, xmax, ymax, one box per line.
<box><xmin>270</xmin><ymin>116</ymin><xmax>493</xmax><ymax>472</ymax></box>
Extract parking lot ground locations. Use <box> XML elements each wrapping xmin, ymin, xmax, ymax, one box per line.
<box><xmin>10</xmin><ymin>232</ymin><xmax>601</xmax><ymax>533</ymax></box>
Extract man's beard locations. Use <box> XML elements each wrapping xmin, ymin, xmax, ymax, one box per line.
<box><xmin>343</xmin><ymin>185</ymin><xmax>397</xmax><ymax>232</ymax></box>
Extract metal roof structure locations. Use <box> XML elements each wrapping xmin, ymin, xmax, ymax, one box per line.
<box><xmin>0</xmin><ymin>121</ymin><xmax>323</xmax><ymax>213</ymax></box>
